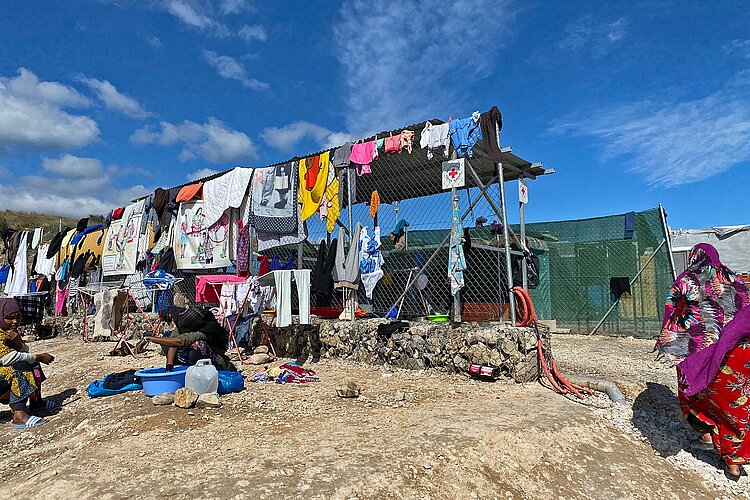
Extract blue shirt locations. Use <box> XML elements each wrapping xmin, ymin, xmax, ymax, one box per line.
<box><xmin>449</xmin><ymin>117</ymin><xmax>483</xmax><ymax>158</ymax></box>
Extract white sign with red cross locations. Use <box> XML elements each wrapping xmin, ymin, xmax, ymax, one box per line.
<box><xmin>441</xmin><ymin>158</ymin><xmax>465</xmax><ymax>189</ymax></box>
<box><xmin>518</xmin><ymin>179</ymin><xmax>528</xmax><ymax>204</ymax></box>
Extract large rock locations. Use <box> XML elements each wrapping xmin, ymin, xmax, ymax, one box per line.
<box><xmin>196</xmin><ymin>392</ymin><xmax>222</xmax><ymax>409</ymax></box>
<box><xmin>247</xmin><ymin>353</ymin><xmax>273</xmax><ymax>365</ymax></box>
<box><xmin>174</xmin><ymin>387</ymin><xmax>198</xmax><ymax>409</ymax></box>
<box><xmin>152</xmin><ymin>393</ymin><xmax>174</xmax><ymax>406</ymax></box>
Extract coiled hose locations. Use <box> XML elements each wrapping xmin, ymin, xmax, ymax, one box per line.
<box><xmin>512</xmin><ymin>286</ymin><xmax>592</xmax><ymax>400</ymax></box>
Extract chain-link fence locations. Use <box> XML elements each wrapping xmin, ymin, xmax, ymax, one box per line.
<box><xmin>526</xmin><ymin>207</ymin><xmax>674</xmax><ymax>337</ymax></box>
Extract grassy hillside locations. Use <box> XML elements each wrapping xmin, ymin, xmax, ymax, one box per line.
<box><xmin>0</xmin><ymin>210</ymin><xmax>86</xmax><ymax>239</ymax></box>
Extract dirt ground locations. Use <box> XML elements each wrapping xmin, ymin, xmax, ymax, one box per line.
<box><xmin>1</xmin><ymin>333</ymin><xmax>747</xmax><ymax>499</ymax></box>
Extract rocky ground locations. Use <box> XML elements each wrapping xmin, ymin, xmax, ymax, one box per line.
<box><xmin>0</xmin><ymin>332</ymin><xmax>747</xmax><ymax>499</ymax></box>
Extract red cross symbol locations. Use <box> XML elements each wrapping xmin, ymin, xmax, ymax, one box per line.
<box><xmin>520</xmin><ymin>186</ymin><xmax>526</xmax><ymax>196</ymax></box>
<box><xmin>448</xmin><ymin>167</ymin><xmax>459</xmax><ymax>179</ymax></box>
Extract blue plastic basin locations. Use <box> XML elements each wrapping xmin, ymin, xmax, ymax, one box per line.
<box><xmin>135</xmin><ymin>365</ymin><xmax>188</xmax><ymax>396</ymax></box>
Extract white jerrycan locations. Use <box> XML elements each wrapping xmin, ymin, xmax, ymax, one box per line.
<box><xmin>185</xmin><ymin>359</ymin><xmax>219</xmax><ymax>394</ymax></box>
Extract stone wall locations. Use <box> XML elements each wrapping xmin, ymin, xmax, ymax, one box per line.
<box><xmin>254</xmin><ymin>318</ymin><xmax>548</xmax><ymax>383</ymax></box>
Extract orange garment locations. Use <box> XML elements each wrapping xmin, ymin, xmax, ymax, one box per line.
<box><xmin>176</xmin><ymin>182</ymin><xmax>203</xmax><ymax>202</ymax></box>
<box><xmin>384</xmin><ymin>134</ymin><xmax>402</xmax><ymax>154</ymax></box>
<box><xmin>401</xmin><ymin>130</ymin><xmax>415</xmax><ymax>154</ymax></box>
<box><xmin>304</xmin><ymin>155</ymin><xmax>321</xmax><ymax>190</ymax></box>
<box><xmin>370</xmin><ymin>190</ymin><xmax>380</xmax><ymax>218</ymax></box>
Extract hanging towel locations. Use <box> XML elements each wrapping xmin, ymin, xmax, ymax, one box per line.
<box><xmin>7</xmin><ymin>232</ymin><xmax>29</xmax><ymax>297</ymax></box>
<box><xmin>479</xmin><ymin>106</ymin><xmax>504</xmax><ymax>161</ymax></box>
<box><xmin>202</xmin><ymin>167</ymin><xmax>253</xmax><ymax>228</ymax></box>
<box><xmin>293</xmin><ymin>269</ymin><xmax>311</xmax><ymax>325</ymax></box>
<box><xmin>274</xmin><ymin>270</ymin><xmax>293</xmax><ymax>327</ymax></box>
<box><xmin>299</xmin><ymin>152</ymin><xmax>330</xmax><ymax>221</ymax></box>
<box><xmin>249</xmin><ymin>162</ymin><xmax>298</xmax><ymax>233</ymax></box>
<box><xmin>31</xmin><ymin>228</ymin><xmax>42</xmax><ymax>249</ymax></box>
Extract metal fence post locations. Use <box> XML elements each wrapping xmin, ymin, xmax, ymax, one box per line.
<box><xmin>498</xmin><ymin>163</ymin><xmax>516</xmax><ymax>325</ymax></box>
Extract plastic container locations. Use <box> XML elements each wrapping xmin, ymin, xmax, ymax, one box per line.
<box><xmin>135</xmin><ymin>365</ymin><xmax>188</xmax><ymax>396</ymax></box>
<box><xmin>185</xmin><ymin>359</ymin><xmax>219</xmax><ymax>395</ymax></box>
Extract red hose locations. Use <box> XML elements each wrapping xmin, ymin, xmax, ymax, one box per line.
<box><xmin>513</xmin><ymin>286</ymin><xmax>589</xmax><ymax>400</ymax></box>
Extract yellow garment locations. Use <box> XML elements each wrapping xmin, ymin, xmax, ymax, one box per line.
<box><xmin>298</xmin><ymin>151</ymin><xmax>330</xmax><ymax>221</ymax></box>
<box><xmin>68</xmin><ymin>226</ymin><xmax>107</xmax><ymax>269</ymax></box>
<box><xmin>324</xmin><ymin>177</ymin><xmax>340</xmax><ymax>233</ymax></box>
<box><xmin>0</xmin><ymin>328</ymin><xmax>39</xmax><ymax>401</ymax></box>
<box><xmin>370</xmin><ymin>190</ymin><xmax>380</xmax><ymax>218</ymax></box>
<box><xmin>146</xmin><ymin>223</ymin><xmax>155</xmax><ymax>250</ymax></box>
<box><xmin>55</xmin><ymin>229</ymin><xmax>77</xmax><ymax>267</ymax></box>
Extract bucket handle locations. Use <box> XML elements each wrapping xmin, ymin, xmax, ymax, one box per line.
<box><xmin>195</xmin><ymin>359</ymin><xmax>211</xmax><ymax>367</ymax></box>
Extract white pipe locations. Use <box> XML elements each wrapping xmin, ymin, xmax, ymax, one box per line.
<box><xmin>564</xmin><ymin>374</ymin><xmax>627</xmax><ymax>405</ymax></box>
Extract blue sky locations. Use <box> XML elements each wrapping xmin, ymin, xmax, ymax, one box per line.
<box><xmin>0</xmin><ymin>0</ymin><xmax>749</xmax><ymax>229</ymax></box>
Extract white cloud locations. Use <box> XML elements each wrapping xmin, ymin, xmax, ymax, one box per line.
<box><xmin>202</xmin><ymin>50</ymin><xmax>268</xmax><ymax>90</ymax></box>
<box><xmin>164</xmin><ymin>0</ymin><xmax>231</xmax><ymax>37</ymax></box>
<box><xmin>556</xmin><ymin>16</ymin><xmax>627</xmax><ymax>57</ymax></box>
<box><xmin>0</xmin><ymin>155</ymin><xmax>150</xmax><ymax>217</ymax></box>
<box><xmin>260</xmin><ymin>121</ymin><xmax>349</xmax><ymax>152</ymax></box>
<box><xmin>333</xmin><ymin>0</ymin><xmax>516</xmax><ymax>135</ymax></box>
<box><xmin>131</xmin><ymin>117</ymin><xmax>257</xmax><ymax>164</ymax></box>
<box><xmin>724</xmin><ymin>39</ymin><xmax>750</xmax><ymax>59</ymax></box>
<box><xmin>0</xmin><ymin>79</ymin><xmax>100</xmax><ymax>154</ymax></box>
<box><xmin>220</xmin><ymin>0</ymin><xmax>247</xmax><ymax>15</ymax></box>
<box><xmin>78</xmin><ymin>76</ymin><xmax>152</xmax><ymax>119</ymax></box>
<box><xmin>237</xmin><ymin>24</ymin><xmax>266</xmax><ymax>42</ymax></box>
<box><xmin>0</xmin><ymin>67</ymin><xmax>90</xmax><ymax>108</ymax></box>
<box><xmin>550</xmin><ymin>78</ymin><xmax>750</xmax><ymax>187</ymax></box>
<box><xmin>186</xmin><ymin>167</ymin><xmax>219</xmax><ymax>181</ymax></box>
<box><xmin>148</xmin><ymin>36</ymin><xmax>164</xmax><ymax>48</ymax></box>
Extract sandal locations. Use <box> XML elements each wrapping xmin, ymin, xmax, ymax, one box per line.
<box><xmin>30</xmin><ymin>399</ymin><xmax>62</xmax><ymax>416</ymax></box>
<box><xmin>690</xmin><ymin>438</ymin><xmax>715</xmax><ymax>452</ymax></box>
<box><xmin>13</xmin><ymin>415</ymin><xmax>47</xmax><ymax>430</ymax></box>
<box><xmin>723</xmin><ymin>462</ymin><xmax>745</xmax><ymax>482</ymax></box>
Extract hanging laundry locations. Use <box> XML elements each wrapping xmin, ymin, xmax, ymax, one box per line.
<box><xmin>331</xmin><ymin>142</ymin><xmax>352</xmax><ymax>168</ymax></box>
<box><xmin>401</xmin><ymin>130</ymin><xmax>415</xmax><ymax>154</ymax></box>
<box><xmin>152</xmin><ymin>187</ymin><xmax>169</xmax><ymax>218</ymax></box>
<box><xmin>270</xmin><ymin>250</ymin><xmax>297</xmax><ymax>271</ymax></box>
<box><xmin>448</xmin><ymin>194</ymin><xmax>467</xmax><ymax>296</ymax></box>
<box><xmin>203</xmin><ymin>167</ymin><xmax>254</xmax><ymax>228</ymax></box>
<box><xmin>369</xmin><ymin>190</ymin><xmax>380</xmax><ymax>219</ymax></box>
<box><xmin>359</xmin><ymin>226</ymin><xmax>385</xmax><ymax>299</ymax></box>
<box><xmin>299</xmin><ymin>152</ymin><xmax>330</xmax><ymax>221</ymax></box>
<box><xmin>449</xmin><ymin>113</ymin><xmax>482</xmax><ymax>158</ymax></box>
<box><xmin>31</xmin><ymin>228</ymin><xmax>42</xmax><ymax>250</ymax></box>
<box><xmin>478</xmin><ymin>106</ymin><xmax>503</xmax><ymax>161</ymax></box>
<box><xmin>256</xmin><ymin>210</ymin><xmax>307</xmax><ymax>252</ymax></box>
<box><xmin>350</xmin><ymin>141</ymin><xmax>378</xmax><ymax>176</ymax></box>
<box><xmin>6</xmin><ymin>232</ymin><xmax>29</xmax><ymax>297</ymax></box>
<box><xmin>322</xmin><ymin>176</ymin><xmax>341</xmax><ymax>234</ymax></box>
<box><xmin>384</xmin><ymin>134</ymin><xmax>402</xmax><ymax>154</ymax></box>
<box><xmin>176</xmin><ymin>181</ymin><xmax>204</xmax><ymax>202</ymax></box>
<box><xmin>249</xmin><ymin>162</ymin><xmax>298</xmax><ymax>233</ymax></box>
<box><xmin>420</xmin><ymin>121</ymin><xmax>451</xmax><ymax>160</ymax></box>
<box><xmin>0</xmin><ymin>265</ymin><xmax>10</xmax><ymax>285</ymax></box>
<box><xmin>389</xmin><ymin>219</ymin><xmax>410</xmax><ymax>249</ymax></box>
<box><xmin>333</xmin><ymin>224</ymin><xmax>362</xmax><ymax>285</ymax></box>
<box><xmin>236</xmin><ymin>222</ymin><xmax>251</xmax><ymax>277</ymax></box>
<box><xmin>46</xmin><ymin>227</ymin><xmax>71</xmax><ymax>259</ymax></box>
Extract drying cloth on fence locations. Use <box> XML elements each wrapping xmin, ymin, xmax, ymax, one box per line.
<box><xmin>0</xmin><ymin>265</ymin><xmax>10</xmax><ymax>285</ymax></box>
<box><xmin>31</xmin><ymin>228</ymin><xmax>42</xmax><ymax>250</ymax></box>
<box><xmin>299</xmin><ymin>152</ymin><xmax>330</xmax><ymax>221</ymax></box>
<box><xmin>369</xmin><ymin>190</ymin><xmax>380</xmax><ymax>219</ymax></box>
<box><xmin>333</xmin><ymin>224</ymin><xmax>362</xmax><ymax>284</ymax></box>
<box><xmin>92</xmin><ymin>289</ymin><xmax>116</xmax><ymax>340</ymax></box>
<box><xmin>15</xmin><ymin>294</ymin><xmax>46</xmax><ymax>325</ymax></box>
<box><xmin>152</xmin><ymin>187</ymin><xmax>169</xmax><ymax>218</ymax></box>
<box><xmin>176</xmin><ymin>182</ymin><xmax>203</xmax><ymax>202</ymax></box>
<box><xmin>359</xmin><ymin>226</ymin><xmax>384</xmax><ymax>299</ymax></box>
<box><xmin>236</xmin><ymin>223</ymin><xmax>251</xmax><ymax>276</ymax></box>
<box><xmin>401</xmin><ymin>130</ymin><xmax>415</xmax><ymax>154</ymax></box>
<box><xmin>270</xmin><ymin>250</ymin><xmax>296</xmax><ymax>271</ymax></box>
<box><xmin>293</xmin><ymin>269</ymin><xmax>311</xmax><ymax>325</ymax></box>
<box><xmin>479</xmin><ymin>106</ymin><xmax>503</xmax><ymax>161</ymax></box>
<box><xmin>624</xmin><ymin>211</ymin><xmax>636</xmax><ymax>239</ymax></box>
<box><xmin>46</xmin><ymin>228</ymin><xmax>71</xmax><ymax>259</ymax></box>
<box><xmin>322</xmin><ymin>175</ymin><xmax>340</xmax><ymax>234</ymax></box>
<box><xmin>249</xmin><ymin>162</ymin><xmax>297</xmax><ymax>233</ymax></box>
<box><xmin>173</xmin><ymin>200</ymin><xmax>232</xmax><ymax>270</ymax></box>
<box><xmin>71</xmin><ymin>224</ymin><xmax>104</xmax><ymax>246</ymax></box>
<box><xmin>384</xmin><ymin>134</ymin><xmax>402</xmax><ymax>154</ymax></box>
<box><xmin>103</xmin><ymin>369</ymin><xmax>139</xmax><ymax>390</ymax></box>
<box><xmin>350</xmin><ymin>141</ymin><xmax>378</xmax><ymax>175</ymax></box>
<box><xmin>195</xmin><ymin>274</ymin><xmax>247</xmax><ymax>303</ymax></box>
<box><xmin>203</xmin><ymin>167</ymin><xmax>253</xmax><ymax>228</ymax></box>
<box><xmin>609</xmin><ymin>277</ymin><xmax>631</xmax><ymax>301</ymax></box>
<box><xmin>420</xmin><ymin>121</ymin><xmax>450</xmax><ymax>160</ymax></box>
<box><xmin>256</xmin><ymin>210</ymin><xmax>307</xmax><ymax>252</ymax></box>
<box><xmin>312</xmin><ymin>239</ymin><xmax>338</xmax><ymax>299</ymax></box>
<box><xmin>55</xmin><ymin>284</ymin><xmax>68</xmax><ymax>316</ymax></box>
<box><xmin>86</xmin><ymin>378</ymin><xmax>142</xmax><ymax>398</ymax></box>
<box><xmin>449</xmin><ymin>114</ymin><xmax>482</xmax><ymax>158</ymax></box>
<box><xmin>331</xmin><ymin>142</ymin><xmax>352</xmax><ymax>167</ymax></box>
<box><xmin>6</xmin><ymin>232</ymin><xmax>29</xmax><ymax>297</ymax></box>
<box><xmin>448</xmin><ymin>196</ymin><xmax>466</xmax><ymax>296</ymax></box>
<box><xmin>274</xmin><ymin>270</ymin><xmax>293</xmax><ymax>327</ymax></box>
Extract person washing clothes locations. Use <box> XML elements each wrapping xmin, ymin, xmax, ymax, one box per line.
<box><xmin>0</xmin><ymin>298</ymin><xmax>59</xmax><ymax>429</ymax></box>
<box><xmin>146</xmin><ymin>307</ymin><xmax>235</xmax><ymax>372</ymax></box>
<box><xmin>655</xmin><ymin>244</ymin><xmax>750</xmax><ymax>481</ymax></box>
